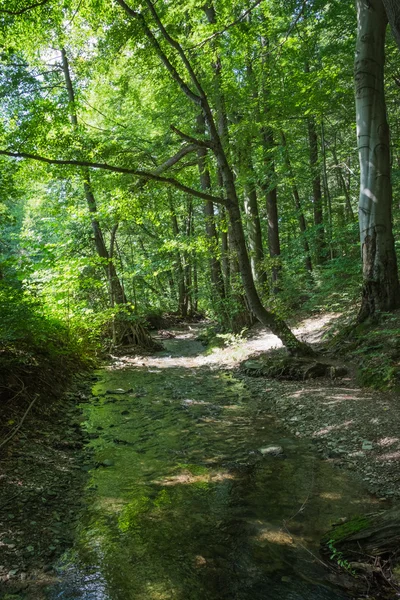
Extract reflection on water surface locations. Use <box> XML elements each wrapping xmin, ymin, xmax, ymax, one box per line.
<box><xmin>47</xmin><ymin>333</ymin><xmax>375</xmax><ymax>600</ymax></box>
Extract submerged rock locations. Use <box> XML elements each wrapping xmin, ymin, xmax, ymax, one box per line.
<box><xmin>259</xmin><ymin>445</ymin><xmax>284</xmax><ymax>456</ymax></box>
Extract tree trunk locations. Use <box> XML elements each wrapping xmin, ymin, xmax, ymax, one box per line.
<box><xmin>355</xmin><ymin>0</ymin><xmax>400</xmax><ymax>320</ymax></box>
<box><xmin>237</xmin><ymin>143</ymin><xmax>267</xmax><ymax>287</ymax></box>
<box><xmin>330</xmin><ymin>143</ymin><xmax>355</xmax><ymax>221</ymax></box>
<box><xmin>382</xmin><ymin>0</ymin><xmax>400</xmax><ymax>51</ymax></box>
<box><xmin>307</xmin><ymin>114</ymin><xmax>325</xmax><ymax>265</ymax></box>
<box><xmin>281</xmin><ymin>132</ymin><xmax>313</xmax><ymax>273</ymax></box>
<box><xmin>196</xmin><ymin>113</ymin><xmax>226</xmax><ymax>303</ymax></box>
<box><xmin>169</xmin><ymin>198</ymin><xmax>187</xmax><ymax>317</ymax></box>
<box><xmin>61</xmin><ymin>48</ymin><xmax>126</xmax><ymax>306</ymax></box>
<box><xmin>261</xmin><ymin>127</ymin><xmax>281</xmax><ymax>288</ymax></box>
<box><xmin>115</xmin><ymin>0</ymin><xmax>311</xmax><ymax>355</ymax></box>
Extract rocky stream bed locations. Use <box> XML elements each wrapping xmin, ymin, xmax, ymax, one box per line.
<box><xmin>0</xmin><ymin>318</ymin><xmax>398</xmax><ymax>599</ymax></box>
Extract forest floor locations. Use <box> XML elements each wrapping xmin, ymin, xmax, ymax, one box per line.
<box><xmin>236</xmin><ymin>314</ymin><xmax>400</xmax><ymax>504</ymax></box>
<box><xmin>153</xmin><ymin>312</ymin><xmax>400</xmax><ymax>504</ymax></box>
<box><xmin>0</xmin><ymin>313</ymin><xmax>399</xmax><ymax>598</ymax></box>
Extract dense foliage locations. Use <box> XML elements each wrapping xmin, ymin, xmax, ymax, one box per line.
<box><xmin>1</xmin><ymin>0</ymin><xmax>400</xmax><ymax>358</ymax></box>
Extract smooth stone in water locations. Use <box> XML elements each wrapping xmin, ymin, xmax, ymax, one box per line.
<box><xmin>259</xmin><ymin>445</ymin><xmax>284</xmax><ymax>456</ymax></box>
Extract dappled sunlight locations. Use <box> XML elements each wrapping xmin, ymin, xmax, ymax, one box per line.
<box><xmin>47</xmin><ymin>330</ymin><xmax>379</xmax><ymax>600</ymax></box>
<box><xmin>313</xmin><ymin>420</ymin><xmax>354</xmax><ymax>437</ymax></box>
<box><xmin>377</xmin><ymin>437</ymin><xmax>399</xmax><ymax>447</ymax></box>
<box><xmin>153</xmin><ymin>469</ymin><xmax>236</xmax><ymax>487</ymax></box>
<box><xmin>377</xmin><ymin>451</ymin><xmax>400</xmax><ymax>461</ymax></box>
<box><xmin>319</xmin><ymin>492</ymin><xmax>342</xmax><ymax>501</ymax></box>
<box><xmin>253</xmin><ymin>525</ymin><xmax>295</xmax><ymax>546</ymax></box>
<box><xmin>96</xmin><ymin>496</ymin><xmax>125</xmax><ymax>512</ymax></box>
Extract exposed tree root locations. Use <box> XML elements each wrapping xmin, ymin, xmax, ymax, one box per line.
<box><xmin>109</xmin><ymin>319</ymin><xmax>163</xmax><ymax>353</ymax></box>
<box><xmin>241</xmin><ymin>351</ymin><xmax>348</xmax><ymax>381</ymax></box>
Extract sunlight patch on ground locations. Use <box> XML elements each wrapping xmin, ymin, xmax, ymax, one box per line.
<box><xmin>313</xmin><ymin>420</ymin><xmax>354</xmax><ymax>436</ymax></box>
<box><xmin>153</xmin><ymin>469</ymin><xmax>236</xmax><ymax>486</ymax></box>
<box><xmin>252</xmin><ymin>526</ymin><xmax>295</xmax><ymax>546</ymax></box>
<box><xmin>377</xmin><ymin>437</ymin><xmax>399</xmax><ymax>447</ymax></box>
<box><xmin>319</xmin><ymin>492</ymin><xmax>342</xmax><ymax>500</ymax></box>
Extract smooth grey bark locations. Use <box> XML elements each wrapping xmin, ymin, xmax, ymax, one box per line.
<box><xmin>355</xmin><ymin>0</ymin><xmax>400</xmax><ymax>319</ymax></box>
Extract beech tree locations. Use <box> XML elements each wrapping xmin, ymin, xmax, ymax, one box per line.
<box><xmin>355</xmin><ymin>0</ymin><xmax>400</xmax><ymax>319</ymax></box>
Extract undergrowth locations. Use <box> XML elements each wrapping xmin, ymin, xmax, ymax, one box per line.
<box><xmin>325</xmin><ymin>311</ymin><xmax>400</xmax><ymax>390</ymax></box>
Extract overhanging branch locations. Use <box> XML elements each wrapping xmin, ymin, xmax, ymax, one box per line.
<box><xmin>0</xmin><ymin>149</ymin><xmax>227</xmax><ymax>205</ymax></box>
<box><xmin>0</xmin><ymin>0</ymin><xmax>50</xmax><ymax>15</ymax></box>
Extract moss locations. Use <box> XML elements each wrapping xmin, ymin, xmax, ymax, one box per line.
<box><xmin>323</xmin><ymin>515</ymin><xmax>371</xmax><ymax>544</ymax></box>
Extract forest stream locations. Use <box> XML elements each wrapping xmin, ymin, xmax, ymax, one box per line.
<box><xmin>46</xmin><ymin>328</ymin><xmax>377</xmax><ymax>600</ymax></box>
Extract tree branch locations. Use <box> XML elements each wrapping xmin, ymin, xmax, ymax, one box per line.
<box><xmin>170</xmin><ymin>126</ymin><xmax>213</xmax><ymax>149</ymax></box>
<box><xmin>153</xmin><ymin>143</ymin><xmax>199</xmax><ymax>174</ymax></box>
<box><xmin>0</xmin><ymin>0</ymin><xmax>50</xmax><ymax>15</ymax></box>
<box><xmin>114</xmin><ymin>0</ymin><xmax>202</xmax><ymax>105</ymax></box>
<box><xmin>0</xmin><ymin>149</ymin><xmax>227</xmax><ymax>205</ymax></box>
<box><xmin>190</xmin><ymin>0</ymin><xmax>263</xmax><ymax>49</ymax></box>
<box><xmin>143</xmin><ymin>0</ymin><xmax>206</xmax><ymax>98</ymax></box>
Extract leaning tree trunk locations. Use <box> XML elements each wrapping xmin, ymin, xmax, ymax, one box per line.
<box><xmin>115</xmin><ymin>0</ymin><xmax>312</xmax><ymax>355</ymax></box>
<box><xmin>355</xmin><ymin>0</ymin><xmax>400</xmax><ymax>320</ymax></box>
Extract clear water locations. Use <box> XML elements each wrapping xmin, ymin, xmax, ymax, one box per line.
<box><xmin>47</xmin><ymin>333</ymin><xmax>375</xmax><ymax>600</ymax></box>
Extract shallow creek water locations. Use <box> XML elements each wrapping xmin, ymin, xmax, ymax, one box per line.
<box><xmin>48</xmin><ymin>332</ymin><xmax>376</xmax><ymax>600</ymax></box>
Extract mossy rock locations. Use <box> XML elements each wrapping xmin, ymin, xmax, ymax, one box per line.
<box><xmin>322</xmin><ymin>515</ymin><xmax>371</xmax><ymax>545</ymax></box>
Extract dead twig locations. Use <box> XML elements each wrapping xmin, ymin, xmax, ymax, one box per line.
<box><xmin>0</xmin><ymin>394</ymin><xmax>39</xmax><ymax>450</ymax></box>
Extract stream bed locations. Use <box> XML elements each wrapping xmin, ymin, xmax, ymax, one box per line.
<box><xmin>47</xmin><ymin>333</ymin><xmax>376</xmax><ymax>600</ymax></box>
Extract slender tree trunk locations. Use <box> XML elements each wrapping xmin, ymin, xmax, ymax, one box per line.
<box><xmin>61</xmin><ymin>48</ymin><xmax>126</xmax><ymax>305</ymax></box>
<box><xmin>115</xmin><ymin>0</ymin><xmax>311</xmax><ymax>355</ymax></box>
<box><xmin>237</xmin><ymin>143</ymin><xmax>267</xmax><ymax>287</ymax></box>
<box><xmin>320</xmin><ymin>120</ymin><xmax>333</xmax><ymax>258</ymax></box>
<box><xmin>261</xmin><ymin>128</ymin><xmax>281</xmax><ymax>288</ymax></box>
<box><xmin>196</xmin><ymin>113</ymin><xmax>226</xmax><ymax>303</ymax></box>
<box><xmin>355</xmin><ymin>0</ymin><xmax>400</xmax><ymax>320</ymax></box>
<box><xmin>169</xmin><ymin>198</ymin><xmax>187</xmax><ymax>316</ymax></box>
<box><xmin>330</xmin><ymin>143</ymin><xmax>355</xmax><ymax>221</ymax></box>
<box><xmin>307</xmin><ymin>114</ymin><xmax>325</xmax><ymax>265</ymax></box>
<box><xmin>281</xmin><ymin>132</ymin><xmax>313</xmax><ymax>273</ymax></box>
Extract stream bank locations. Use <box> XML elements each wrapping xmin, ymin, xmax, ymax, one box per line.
<box><xmin>1</xmin><ymin>316</ymin><xmax>397</xmax><ymax>599</ymax></box>
<box><xmin>44</xmin><ymin>327</ymin><xmax>382</xmax><ymax>599</ymax></box>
